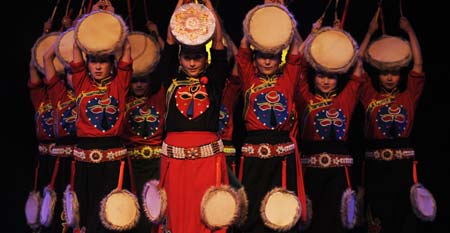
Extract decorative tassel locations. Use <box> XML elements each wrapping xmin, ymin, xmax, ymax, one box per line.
<box><xmin>101</xmin><ymin>108</ymin><xmax>109</xmax><ymax>130</ymax></box>
<box><xmin>270</xmin><ymin>106</ymin><xmax>277</xmax><ymax>127</ymax></box>
<box><xmin>388</xmin><ymin>122</ymin><xmax>397</xmax><ymax>138</ymax></box>
<box><xmin>187</xmin><ymin>100</ymin><xmax>194</xmax><ymax>118</ymax></box>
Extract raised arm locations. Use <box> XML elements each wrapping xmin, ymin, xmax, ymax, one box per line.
<box><xmin>43</xmin><ymin>42</ymin><xmax>57</xmax><ymax>83</ymax></box>
<box><xmin>400</xmin><ymin>17</ymin><xmax>422</xmax><ymax>73</ymax></box>
<box><xmin>166</xmin><ymin>0</ymin><xmax>184</xmax><ymax>46</ymax></box>
<box><xmin>204</xmin><ymin>0</ymin><xmax>224</xmax><ymax>50</ymax></box>
<box><xmin>146</xmin><ymin>20</ymin><xmax>165</xmax><ymax>50</ymax></box>
<box><xmin>119</xmin><ymin>38</ymin><xmax>132</xmax><ymax>63</ymax></box>
<box><xmin>358</xmin><ymin>10</ymin><xmax>379</xmax><ymax>59</ymax></box>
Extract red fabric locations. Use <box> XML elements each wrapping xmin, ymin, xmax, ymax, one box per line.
<box><xmin>218</xmin><ymin>76</ymin><xmax>241</xmax><ymax>141</ymax></box>
<box><xmin>160</xmin><ymin>132</ymin><xmax>229</xmax><ymax>233</ymax></box>
<box><xmin>122</xmin><ymin>86</ymin><xmax>166</xmax><ymax>147</ymax></box>
<box><xmin>29</xmin><ymin>80</ymin><xmax>54</xmax><ymax>141</ymax></box>
<box><xmin>359</xmin><ymin>71</ymin><xmax>424</xmax><ymax>139</ymax></box>
<box><xmin>45</xmin><ymin>75</ymin><xmax>77</xmax><ymax>138</ymax></box>
<box><xmin>70</xmin><ymin>60</ymin><xmax>132</xmax><ymax>137</ymax></box>
<box><xmin>297</xmin><ymin>71</ymin><xmax>363</xmax><ymax>141</ymax></box>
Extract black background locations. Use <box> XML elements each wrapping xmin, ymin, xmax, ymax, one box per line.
<box><xmin>3</xmin><ymin>0</ymin><xmax>448</xmax><ymax>232</ymax></box>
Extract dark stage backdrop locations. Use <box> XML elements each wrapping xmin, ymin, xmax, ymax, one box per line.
<box><xmin>3</xmin><ymin>0</ymin><xmax>448</xmax><ymax>232</ymax></box>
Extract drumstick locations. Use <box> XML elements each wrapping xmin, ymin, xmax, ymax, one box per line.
<box><xmin>65</xmin><ymin>0</ymin><xmax>72</xmax><ymax>16</ymax></box>
<box><xmin>399</xmin><ymin>0</ymin><xmax>404</xmax><ymax>17</ymax></box>
<box><xmin>50</xmin><ymin>0</ymin><xmax>62</xmax><ymax>22</ymax></box>
<box><xmin>143</xmin><ymin>0</ymin><xmax>149</xmax><ymax>22</ymax></box>
<box><xmin>78</xmin><ymin>0</ymin><xmax>87</xmax><ymax>17</ymax></box>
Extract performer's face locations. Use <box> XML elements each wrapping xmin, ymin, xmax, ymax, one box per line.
<box><xmin>254</xmin><ymin>52</ymin><xmax>281</xmax><ymax>76</ymax></box>
<box><xmin>88</xmin><ymin>56</ymin><xmax>113</xmax><ymax>81</ymax></box>
<box><xmin>379</xmin><ymin>70</ymin><xmax>400</xmax><ymax>91</ymax></box>
<box><xmin>315</xmin><ymin>73</ymin><xmax>337</xmax><ymax>94</ymax></box>
<box><xmin>180</xmin><ymin>53</ymin><xmax>207</xmax><ymax>77</ymax></box>
<box><xmin>130</xmin><ymin>77</ymin><xmax>149</xmax><ymax>97</ymax></box>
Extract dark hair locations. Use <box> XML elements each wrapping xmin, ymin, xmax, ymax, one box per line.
<box><xmin>363</xmin><ymin>62</ymin><xmax>409</xmax><ymax>92</ymax></box>
<box><xmin>179</xmin><ymin>45</ymin><xmax>207</xmax><ymax>57</ymax></box>
<box><xmin>252</xmin><ymin>50</ymin><xmax>282</xmax><ymax>61</ymax></box>
<box><xmin>86</xmin><ymin>54</ymin><xmax>117</xmax><ymax>77</ymax></box>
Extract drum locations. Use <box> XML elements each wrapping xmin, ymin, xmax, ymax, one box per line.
<box><xmin>39</xmin><ymin>185</ymin><xmax>57</xmax><ymax>227</ymax></box>
<box><xmin>365</xmin><ymin>35</ymin><xmax>412</xmax><ymax>71</ymax></box>
<box><xmin>236</xmin><ymin>187</ymin><xmax>249</xmax><ymax>226</ymax></box>
<box><xmin>410</xmin><ymin>183</ymin><xmax>437</xmax><ymax>221</ymax></box>
<box><xmin>63</xmin><ymin>184</ymin><xmax>80</xmax><ymax>228</ymax></box>
<box><xmin>31</xmin><ymin>32</ymin><xmax>65</xmax><ymax>74</ymax></box>
<box><xmin>142</xmin><ymin>179</ymin><xmax>167</xmax><ymax>224</ymax></box>
<box><xmin>260</xmin><ymin>187</ymin><xmax>301</xmax><ymax>231</ymax></box>
<box><xmin>128</xmin><ymin>31</ymin><xmax>161</xmax><ymax>77</ymax></box>
<box><xmin>25</xmin><ymin>191</ymin><xmax>41</xmax><ymax>229</ymax></box>
<box><xmin>340</xmin><ymin>188</ymin><xmax>356</xmax><ymax>229</ymax></box>
<box><xmin>304</xmin><ymin>27</ymin><xmax>358</xmax><ymax>74</ymax></box>
<box><xmin>169</xmin><ymin>3</ymin><xmax>216</xmax><ymax>46</ymax></box>
<box><xmin>200</xmin><ymin>185</ymin><xmax>240</xmax><ymax>230</ymax></box>
<box><xmin>75</xmin><ymin>10</ymin><xmax>128</xmax><ymax>55</ymax></box>
<box><xmin>243</xmin><ymin>3</ymin><xmax>296</xmax><ymax>54</ymax></box>
<box><xmin>100</xmin><ymin>189</ymin><xmax>140</xmax><ymax>231</ymax></box>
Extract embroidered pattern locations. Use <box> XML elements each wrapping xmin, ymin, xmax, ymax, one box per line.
<box><xmin>253</xmin><ymin>91</ymin><xmax>288</xmax><ymax>129</ymax></box>
<box><xmin>314</xmin><ymin>108</ymin><xmax>346</xmax><ymax>140</ymax></box>
<box><xmin>174</xmin><ymin>84</ymin><xmax>209</xmax><ymax>120</ymax></box>
<box><xmin>218</xmin><ymin>104</ymin><xmax>229</xmax><ymax>133</ymax></box>
<box><xmin>86</xmin><ymin>96</ymin><xmax>119</xmax><ymax>132</ymax></box>
<box><xmin>129</xmin><ymin>106</ymin><xmax>160</xmax><ymax>139</ymax></box>
<box><xmin>376</xmin><ymin>103</ymin><xmax>407</xmax><ymax>138</ymax></box>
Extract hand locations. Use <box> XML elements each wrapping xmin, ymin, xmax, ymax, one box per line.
<box><xmin>62</xmin><ymin>15</ymin><xmax>72</xmax><ymax>29</ymax></box>
<box><xmin>312</xmin><ymin>18</ymin><xmax>322</xmax><ymax>32</ymax></box>
<box><xmin>399</xmin><ymin>17</ymin><xmax>413</xmax><ymax>34</ymax></box>
<box><xmin>43</xmin><ymin>18</ymin><xmax>52</xmax><ymax>33</ymax></box>
<box><xmin>146</xmin><ymin>21</ymin><xmax>159</xmax><ymax>35</ymax></box>
<box><xmin>92</xmin><ymin>0</ymin><xmax>115</xmax><ymax>12</ymax></box>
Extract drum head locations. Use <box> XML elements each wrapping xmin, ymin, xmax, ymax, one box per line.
<box><xmin>25</xmin><ymin>191</ymin><xmax>41</xmax><ymax>229</ymax></box>
<box><xmin>201</xmin><ymin>185</ymin><xmax>240</xmax><ymax>230</ymax></box>
<box><xmin>365</xmin><ymin>35</ymin><xmax>412</xmax><ymax>71</ymax></box>
<box><xmin>340</xmin><ymin>188</ymin><xmax>356</xmax><ymax>229</ymax></box>
<box><xmin>100</xmin><ymin>189</ymin><xmax>140</xmax><ymax>231</ymax></box>
<box><xmin>75</xmin><ymin>10</ymin><xmax>128</xmax><ymax>55</ymax></box>
<box><xmin>63</xmin><ymin>185</ymin><xmax>80</xmax><ymax>227</ymax></box>
<box><xmin>304</xmin><ymin>27</ymin><xmax>358</xmax><ymax>74</ymax></box>
<box><xmin>55</xmin><ymin>28</ymin><xmax>87</xmax><ymax>66</ymax></box>
<box><xmin>261</xmin><ymin>187</ymin><xmax>301</xmax><ymax>232</ymax></box>
<box><xmin>40</xmin><ymin>186</ymin><xmax>57</xmax><ymax>227</ymax></box>
<box><xmin>244</xmin><ymin>3</ymin><xmax>296</xmax><ymax>54</ymax></box>
<box><xmin>142</xmin><ymin>179</ymin><xmax>167</xmax><ymax>223</ymax></box>
<box><xmin>31</xmin><ymin>32</ymin><xmax>65</xmax><ymax>74</ymax></box>
<box><xmin>128</xmin><ymin>32</ymin><xmax>161</xmax><ymax>77</ymax></box>
<box><xmin>170</xmin><ymin>3</ymin><xmax>216</xmax><ymax>46</ymax></box>
<box><xmin>410</xmin><ymin>183</ymin><xmax>437</xmax><ymax>221</ymax></box>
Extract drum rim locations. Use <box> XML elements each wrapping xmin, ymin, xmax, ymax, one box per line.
<box><xmin>243</xmin><ymin>3</ymin><xmax>296</xmax><ymax>54</ymax></box>
<box><xmin>304</xmin><ymin>26</ymin><xmax>359</xmax><ymax>74</ymax></box>
<box><xmin>169</xmin><ymin>2</ymin><xmax>216</xmax><ymax>46</ymax></box>
<box><xmin>55</xmin><ymin>27</ymin><xmax>75</xmax><ymax>67</ymax></box>
<box><xmin>141</xmin><ymin>179</ymin><xmax>167</xmax><ymax>224</ymax></box>
<box><xmin>340</xmin><ymin>188</ymin><xmax>357</xmax><ymax>229</ymax></box>
<box><xmin>128</xmin><ymin>31</ymin><xmax>161</xmax><ymax>77</ymax></box>
<box><xmin>260</xmin><ymin>187</ymin><xmax>301</xmax><ymax>231</ymax></box>
<box><xmin>365</xmin><ymin>35</ymin><xmax>412</xmax><ymax>71</ymax></box>
<box><xmin>31</xmin><ymin>32</ymin><xmax>63</xmax><ymax>74</ymax></box>
<box><xmin>200</xmin><ymin>185</ymin><xmax>241</xmax><ymax>230</ymax></box>
<box><xmin>39</xmin><ymin>185</ymin><xmax>57</xmax><ymax>227</ymax></box>
<box><xmin>100</xmin><ymin>188</ymin><xmax>140</xmax><ymax>231</ymax></box>
<box><xmin>25</xmin><ymin>190</ymin><xmax>42</xmax><ymax>228</ymax></box>
<box><xmin>75</xmin><ymin>10</ymin><xmax>128</xmax><ymax>56</ymax></box>
<box><xmin>63</xmin><ymin>184</ymin><xmax>80</xmax><ymax>227</ymax></box>
<box><xmin>410</xmin><ymin>183</ymin><xmax>437</xmax><ymax>221</ymax></box>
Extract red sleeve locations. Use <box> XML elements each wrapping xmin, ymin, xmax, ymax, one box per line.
<box><xmin>336</xmin><ymin>74</ymin><xmax>363</xmax><ymax>113</ymax></box>
<box><xmin>114</xmin><ymin>60</ymin><xmax>133</xmax><ymax>91</ymax></box>
<box><xmin>28</xmin><ymin>79</ymin><xmax>46</xmax><ymax>110</ymax></box>
<box><xmin>69</xmin><ymin>61</ymin><xmax>88</xmax><ymax>95</ymax></box>
<box><xmin>45</xmin><ymin>75</ymin><xmax>67</xmax><ymax>107</ymax></box>
<box><xmin>358</xmin><ymin>73</ymin><xmax>377</xmax><ymax>107</ymax></box>
<box><xmin>284</xmin><ymin>53</ymin><xmax>302</xmax><ymax>85</ymax></box>
<box><xmin>236</xmin><ymin>47</ymin><xmax>254</xmax><ymax>85</ymax></box>
<box><xmin>406</xmin><ymin>70</ymin><xmax>425</xmax><ymax>104</ymax></box>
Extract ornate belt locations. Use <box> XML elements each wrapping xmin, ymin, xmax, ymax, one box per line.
<box><xmin>50</xmin><ymin>145</ymin><xmax>74</xmax><ymax>157</ymax></box>
<box><xmin>162</xmin><ymin>139</ymin><xmax>224</xmax><ymax>160</ymax></box>
<box><xmin>241</xmin><ymin>142</ymin><xmax>295</xmax><ymax>159</ymax></box>
<box><xmin>302</xmin><ymin>153</ymin><xmax>353</xmax><ymax>168</ymax></box>
<box><xmin>128</xmin><ymin>145</ymin><xmax>161</xmax><ymax>159</ymax></box>
<box><xmin>365</xmin><ymin>148</ymin><xmax>415</xmax><ymax>161</ymax></box>
<box><xmin>38</xmin><ymin>143</ymin><xmax>55</xmax><ymax>155</ymax></box>
<box><xmin>73</xmin><ymin>147</ymin><xmax>127</xmax><ymax>163</ymax></box>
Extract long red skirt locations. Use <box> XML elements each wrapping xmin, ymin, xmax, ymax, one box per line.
<box><xmin>160</xmin><ymin>131</ymin><xmax>229</xmax><ymax>233</ymax></box>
